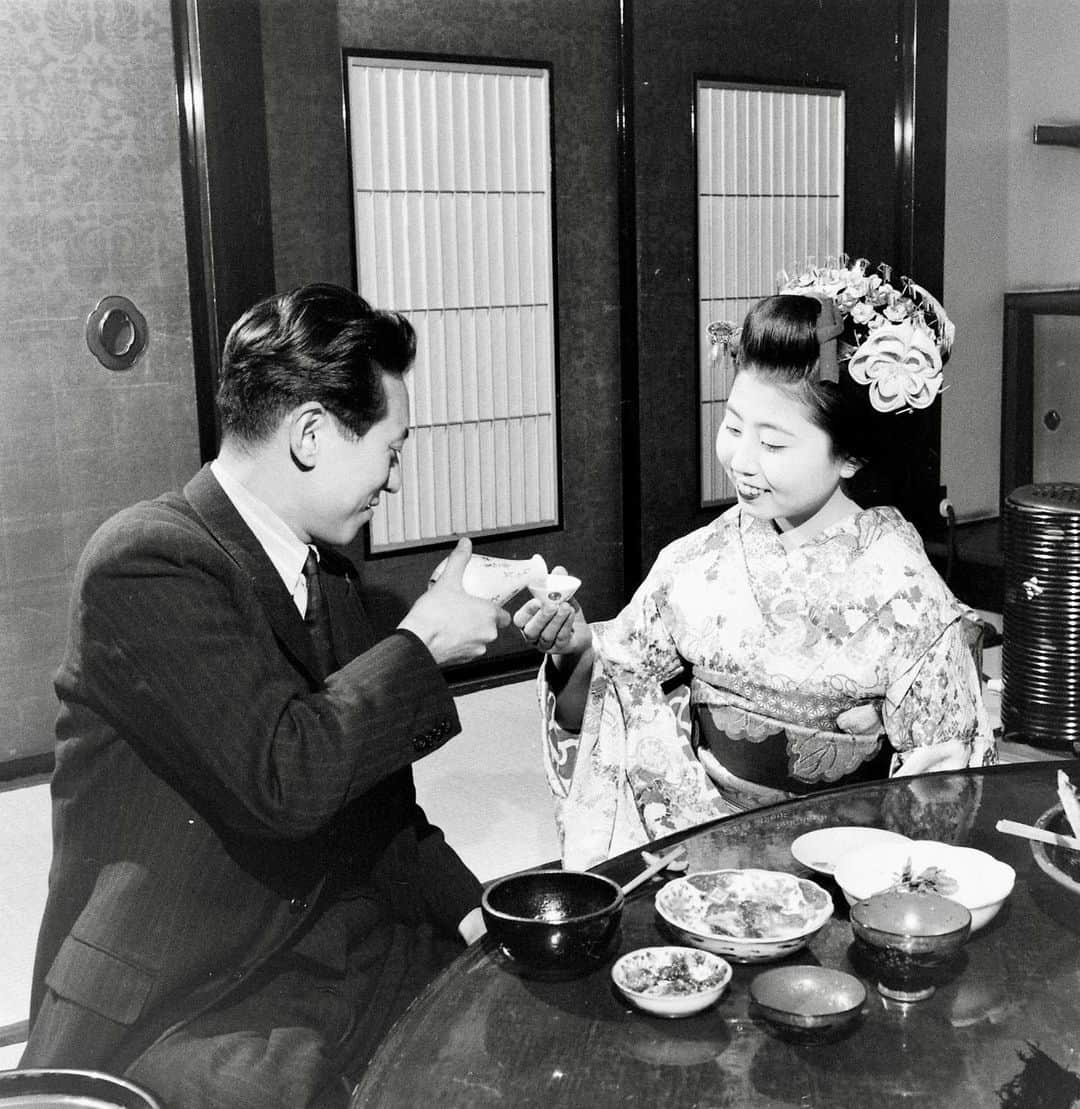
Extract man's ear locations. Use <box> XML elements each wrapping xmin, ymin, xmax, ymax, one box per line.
<box><xmin>288</xmin><ymin>403</ymin><xmax>325</xmax><ymax>472</ymax></box>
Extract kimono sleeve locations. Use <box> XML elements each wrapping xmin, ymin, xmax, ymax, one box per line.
<box><xmin>882</xmin><ymin>616</ymin><xmax>997</xmax><ymax>771</ymax></box>
<box><xmin>538</xmin><ymin>552</ymin><xmax>725</xmax><ymax>868</ymax></box>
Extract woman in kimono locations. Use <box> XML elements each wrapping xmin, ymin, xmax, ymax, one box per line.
<box><xmin>516</xmin><ymin>286</ymin><xmax>995</xmax><ymax>869</ymax></box>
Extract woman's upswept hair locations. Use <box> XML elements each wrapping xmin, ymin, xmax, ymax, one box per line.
<box><xmin>735</xmin><ymin>294</ymin><xmax>875</xmax><ymax>471</ymax></box>
<box><xmin>216</xmin><ymin>283</ymin><xmax>416</xmax><ymax>444</ymax></box>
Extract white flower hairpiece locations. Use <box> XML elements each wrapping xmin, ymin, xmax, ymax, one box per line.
<box><xmin>777</xmin><ymin>255</ymin><xmax>955</xmax><ymax>413</ymax></box>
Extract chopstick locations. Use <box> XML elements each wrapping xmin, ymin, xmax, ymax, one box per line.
<box><xmin>996</xmin><ymin>818</ymin><xmax>1080</xmax><ymax>853</ymax></box>
<box><xmin>619</xmin><ymin>845</ymin><xmax>687</xmax><ymax>896</ymax></box>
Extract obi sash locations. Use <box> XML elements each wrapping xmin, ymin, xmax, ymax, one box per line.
<box><xmin>691</xmin><ymin>699</ymin><xmax>892</xmax><ymax>799</ymax></box>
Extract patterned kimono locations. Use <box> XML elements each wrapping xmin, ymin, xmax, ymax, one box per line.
<box><xmin>542</xmin><ymin>505</ymin><xmax>996</xmax><ymax>868</ymax></box>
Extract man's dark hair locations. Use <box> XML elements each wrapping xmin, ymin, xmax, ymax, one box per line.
<box><xmin>216</xmin><ymin>283</ymin><xmax>416</xmax><ymax>443</ymax></box>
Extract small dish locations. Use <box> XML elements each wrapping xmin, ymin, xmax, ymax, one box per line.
<box><xmin>749</xmin><ymin>965</ymin><xmax>866</xmax><ymax>1039</ymax></box>
<box><xmin>834</xmin><ymin>838</ymin><xmax>1014</xmax><ymax>931</ymax></box>
<box><xmin>790</xmin><ymin>826</ymin><xmax>912</xmax><ymax>876</ymax></box>
<box><xmin>611</xmin><ymin>946</ymin><xmax>732</xmax><ymax>1018</ymax></box>
<box><xmin>850</xmin><ymin>889</ymin><xmax>972</xmax><ymax>1002</ymax></box>
<box><xmin>655</xmin><ymin>869</ymin><xmax>833</xmax><ymax>963</ymax></box>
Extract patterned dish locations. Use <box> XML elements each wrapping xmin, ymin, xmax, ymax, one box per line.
<box><xmin>655</xmin><ymin>869</ymin><xmax>833</xmax><ymax>963</ymax></box>
<box><xmin>611</xmin><ymin>946</ymin><xmax>732</xmax><ymax>1018</ymax></box>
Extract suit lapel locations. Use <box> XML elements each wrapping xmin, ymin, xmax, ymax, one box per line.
<box><xmin>183</xmin><ymin>465</ymin><xmax>323</xmax><ymax>679</ymax></box>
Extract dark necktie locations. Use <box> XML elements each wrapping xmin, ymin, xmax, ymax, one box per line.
<box><xmin>302</xmin><ymin>548</ymin><xmax>336</xmax><ymax>677</ymax></box>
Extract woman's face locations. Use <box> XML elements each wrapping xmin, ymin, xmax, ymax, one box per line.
<box><xmin>716</xmin><ymin>370</ymin><xmax>854</xmax><ymax>534</ymax></box>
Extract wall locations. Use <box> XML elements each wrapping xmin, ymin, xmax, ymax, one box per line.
<box><xmin>259</xmin><ymin>0</ymin><xmax>626</xmax><ymax>646</ymax></box>
<box><xmin>943</xmin><ymin>0</ymin><xmax>1080</xmax><ymax>521</ymax></box>
<box><xmin>0</xmin><ymin>0</ymin><xmax>198</xmax><ymax>765</ymax></box>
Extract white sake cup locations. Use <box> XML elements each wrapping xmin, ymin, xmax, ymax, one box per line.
<box><xmin>526</xmin><ymin>573</ymin><xmax>582</xmax><ymax>605</ymax></box>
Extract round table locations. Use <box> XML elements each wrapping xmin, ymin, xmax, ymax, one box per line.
<box><xmin>353</xmin><ymin>759</ymin><xmax>1080</xmax><ymax>1107</ymax></box>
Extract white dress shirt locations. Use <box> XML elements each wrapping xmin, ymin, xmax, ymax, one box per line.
<box><xmin>210</xmin><ymin>459</ymin><xmax>313</xmax><ymax>617</ymax></box>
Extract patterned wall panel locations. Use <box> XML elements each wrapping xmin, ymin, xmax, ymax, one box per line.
<box><xmin>0</xmin><ymin>0</ymin><xmax>198</xmax><ymax>765</ymax></box>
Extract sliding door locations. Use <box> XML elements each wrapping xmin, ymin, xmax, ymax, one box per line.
<box><xmin>627</xmin><ymin>0</ymin><xmax>948</xmax><ymax>577</ymax></box>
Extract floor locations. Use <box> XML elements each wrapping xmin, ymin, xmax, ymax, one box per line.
<box><xmin>0</xmin><ymin>610</ymin><xmax>1060</xmax><ymax>1069</ymax></box>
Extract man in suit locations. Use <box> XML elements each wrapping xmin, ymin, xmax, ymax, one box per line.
<box><xmin>22</xmin><ymin>284</ymin><xmax>509</xmax><ymax>1107</ymax></box>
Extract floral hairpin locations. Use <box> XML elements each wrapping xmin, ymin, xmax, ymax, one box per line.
<box><xmin>778</xmin><ymin>255</ymin><xmax>955</xmax><ymax>413</ymax></box>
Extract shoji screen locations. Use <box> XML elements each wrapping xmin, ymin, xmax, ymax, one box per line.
<box><xmin>345</xmin><ymin>55</ymin><xmax>559</xmax><ymax>552</ymax></box>
<box><xmin>697</xmin><ymin>82</ymin><xmax>844</xmax><ymax>506</ymax></box>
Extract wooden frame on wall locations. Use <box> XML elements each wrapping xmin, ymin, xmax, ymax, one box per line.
<box><xmin>342</xmin><ymin>49</ymin><xmax>564</xmax><ymax>555</ymax></box>
<box><xmin>1000</xmin><ymin>287</ymin><xmax>1080</xmax><ymax>515</ymax></box>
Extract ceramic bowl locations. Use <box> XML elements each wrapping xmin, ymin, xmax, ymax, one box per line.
<box><xmin>1031</xmin><ymin>803</ymin><xmax>1080</xmax><ymax>895</ymax></box>
<box><xmin>0</xmin><ymin>1068</ymin><xmax>164</xmax><ymax>1107</ymax></box>
<box><xmin>834</xmin><ymin>838</ymin><xmax>1014</xmax><ymax>931</ymax></box>
<box><xmin>428</xmin><ymin>553</ymin><xmax>549</xmax><ymax>605</ymax></box>
<box><xmin>482</xmin><ymin>869</ymin><xmax>623</xmax><ymax>977</ymax></box>
<box><xmin>611</xmin><ymin>946</ymin><xmax>732</xmax><ymax>1018</ymax></box>
<box><xmin>654</xmin><ymin>869</ymin><xmax>833</xmax><ymax>963</ymax></box>
<box><xmin>749</xmin><ymin>965</ymin><xmax>866</xmax><ymax>1039</ymax></box>
<box><xmin>790</xmin><ymin>826</ymin><xmax>912</xmax><ymax>876</ymax></box>
<box><xmin>850</xmin><ymin>888</ymin><xmax>972</xmax><ymax>1002</ymax></box>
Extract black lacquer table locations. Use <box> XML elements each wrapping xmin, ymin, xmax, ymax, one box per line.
<box><xmin>353</xmin><ymin>759</ymin><xmax>1080</xmax><ymax>1108</ymax></box>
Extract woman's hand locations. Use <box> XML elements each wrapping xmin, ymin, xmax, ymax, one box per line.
<box><xmin>835</xmin><ymin>702</ymin><xmax>883</xmax><ymax>738</ymax></box>
<box><xmin>513</xmin><ymin>566</ymin><xmax>590</xmax><ymax>657</ymax></box>
<box><xmin>893</xmin><ymin>740</ymin><xmax>969</xmax><ymax>777</ymax></box>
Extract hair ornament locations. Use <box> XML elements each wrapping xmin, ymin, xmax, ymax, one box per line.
<box><xmin>778</xmin><ymin>255</ymin><xmax>955</xmax><ymax>413</ymax></box>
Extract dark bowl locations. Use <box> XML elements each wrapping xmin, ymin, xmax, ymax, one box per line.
<box><xmin>1031</xmin><ymin>804</ymin><xmax>1080</xmax><ymax>895</ymax></box>
<box><xmin>850</xmin><ymin>889</ymin><xmax>971</xmax><ymax>1002</ymax></box>
<box><xmin>482</xmin><ymin>869</ymin><xmax>624</xmax><ymax>977</ymax></box>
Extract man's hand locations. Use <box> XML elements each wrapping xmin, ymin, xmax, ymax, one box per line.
<box><xmin>398</xmin><ymin>537</ymin><xmax>510</xmax><ymax>665</ymax></box>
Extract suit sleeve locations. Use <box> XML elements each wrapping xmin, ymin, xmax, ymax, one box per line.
<box><xmin>64</xmin><ymin>511</ymin><xmax>460</xmax><ymax>840</ymax></box>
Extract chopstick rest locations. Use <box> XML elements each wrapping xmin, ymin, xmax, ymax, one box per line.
<box><xmin>995</xmin><ymin>818</ymin><xmax>1080</xmax><ymax>853</ymax></box>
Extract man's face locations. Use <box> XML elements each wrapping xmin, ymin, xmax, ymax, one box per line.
<box><xmin>305</xmin><ymin>373</ymin><xmax>410</xmax><ymax>546</ymax></box>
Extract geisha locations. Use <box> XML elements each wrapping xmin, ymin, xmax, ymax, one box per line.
<box><xmin>514</xmin><ymin>287</ymin><xmax>996</xmax><ymax>869</ymax></box>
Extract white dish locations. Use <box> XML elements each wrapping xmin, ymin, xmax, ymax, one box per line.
<box><xmin>791</xmin><ymin>826</ymin><xmax>912</xmax><ymax>876</ymax></box>
<box><xmin>833</xmin><ymin>839</ymin><xmax>1015</xmax><ymax>932</ymax></box>
<box><xmin>655</xmin><ymin>869</ymin><xmax>833</xmax><ymax>963</ymax></box>
<box><xmin>611</xmin><ymin>946</ymin><xmax>732</xmax><ymax>1018</ymax></box>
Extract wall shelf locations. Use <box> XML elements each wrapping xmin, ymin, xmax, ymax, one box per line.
<box><xmin>1033</xmin><ymin>123</ymin><xmax>1080</xmax><ymax>148</ymax></box>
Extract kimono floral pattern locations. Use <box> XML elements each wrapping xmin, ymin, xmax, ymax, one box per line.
<box><xmin>541</xmin><ymin>505</ymin><xmax>996</xmax><ymax>869</ymax></box>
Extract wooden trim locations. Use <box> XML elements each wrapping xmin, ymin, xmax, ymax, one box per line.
<box><xmin>0</xmin><ymin>754</ymin><xmax>53</xmax><ymax>787</ymax></box>
<box><xmin>617</xmin><ymin>0</ymin><xmax>641</xmax><ymax>595</ymax></box>
<box><xmin>171</xmin><ymin>0</ymin><xmax>220</xmax><ymax>463</ymax></box>
<box><xmin>0</xmin><ymin>1020</ymin><xmax>28</xmax><ymax>1049</ymax></box>
<box><xmin>171</xmin><ymin>0</ymin><xmax>277</xmax><ymax>463</ymax></box>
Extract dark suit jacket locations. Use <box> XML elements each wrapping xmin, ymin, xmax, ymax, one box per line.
<box><xmin>22</xmin><ymin>465</ymin><xmax>480</xmax><ymax>1070</ymax></box>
